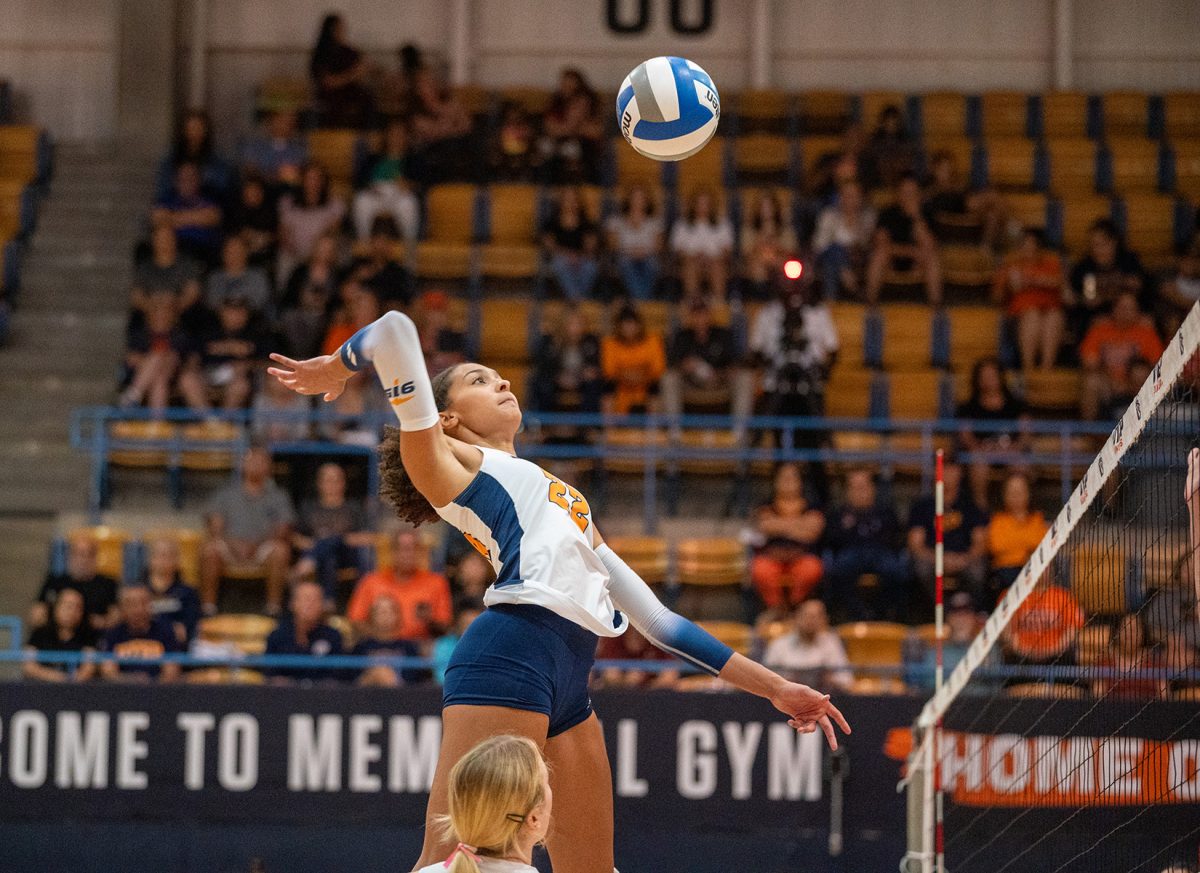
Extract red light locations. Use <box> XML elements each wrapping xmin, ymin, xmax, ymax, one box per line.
<box><xmin>783</xmin><ymin>259</ymin><xmax>803</xmax><ymax>280</ymax></box>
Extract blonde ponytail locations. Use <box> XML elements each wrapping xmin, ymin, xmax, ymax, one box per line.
<box><xmin>437</xmin><ymin>735</ymin><xmax>547</xmax><ymax>869</ymax></box>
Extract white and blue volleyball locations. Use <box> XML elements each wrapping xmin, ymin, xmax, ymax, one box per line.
<box><xmin>616</xmin><ymin>56</ymin><xmax>720</xmax><ymax>162</ymax></box>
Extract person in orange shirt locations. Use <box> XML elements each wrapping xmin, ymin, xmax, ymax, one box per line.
<box><xmin>1079</xmin><ymin>291</ymin><xmax>1163</xmax><ymax>420</ymax></box>
<box><xmin>346</xmin><ymin>528</ymin><xmax>452</xmax><ymax>642</ymax></box>
<box><xmin>600</xmin><ymin>304</ymin><xmax>666</xmax><ymax>414</ymax></box>
<box><xmin>992</xmin><ymin>227</ymin><xmax>1066</xmax><ymax>371</ymax></box>
<box><xmin>321</xmin><ymin>281</ymin><xmax>382</xmax><ymax>357</ymax></box>
<box><xmin>985</xmin><ymin>471</ymin><xmax>1047</xmax><ymax>607</ymax></box>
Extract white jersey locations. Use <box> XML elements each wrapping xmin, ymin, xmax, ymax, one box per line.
<box><xmin>435</xmin><ymin>445</ymin><xmax>629</xmax><ymax>638</ymax></box>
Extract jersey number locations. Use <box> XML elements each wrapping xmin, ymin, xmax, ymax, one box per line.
<box><xmin>542</xmin><ymin>469</ymin><xmax>591</xmax><ymax>535</ymax></box>
<box><xmin>462</xmin><ymin>531</ymin><xmax>492</xmax><ymax>561</ymax></box>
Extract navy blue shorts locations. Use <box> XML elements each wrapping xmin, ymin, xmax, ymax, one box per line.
<box><xmin>442</xmin><ymin>603</ymin><xmax>599</xmax><ymax>737</ymax></box>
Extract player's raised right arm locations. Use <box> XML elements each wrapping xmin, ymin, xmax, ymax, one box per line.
<box><xmin>268</xmin><ymin>311</ymin><xmax>473</xmax><ymax>506</ymax></box>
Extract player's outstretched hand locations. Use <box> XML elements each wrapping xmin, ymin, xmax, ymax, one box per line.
<box><xmin>1187</xmin><ymin>447</ymin><xmax>1200</xmax><ymax>508</ymax></box>
<box><xmin>267</xmin><ymin>352</ymin><xmax>352</xmax><ymax>402</ymax></box>
<box><xmin>769</xmin><ymin>681</ymin><xmax>851</xmax><ymax>751</ymax></box>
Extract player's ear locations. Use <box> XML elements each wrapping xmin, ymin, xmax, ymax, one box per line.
<box><xmin>439</xmin><ymin>408</ymin><xmax>459</xmax><ymax>432</ymax></box>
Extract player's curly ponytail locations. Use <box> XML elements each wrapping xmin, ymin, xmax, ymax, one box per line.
<box><xmin>377</xmin><ymin>364</ymin><xmax>459</xmax><ymax>525</ymax></box>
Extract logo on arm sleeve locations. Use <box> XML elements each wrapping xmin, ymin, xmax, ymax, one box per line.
<box><xmin>387</xmin><ymin>379</ymin><xmax>416</xmax><ymax>406</ymax></box>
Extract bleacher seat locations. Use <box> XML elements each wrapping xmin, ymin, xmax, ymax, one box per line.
<box><xmin>199</xmin><ymin>614</ymin><xmax>277</xmax><ymax>655</ymax></box>
<box><xmin>1101</xmin><ymin>92</ymin><xmax>1150</xmax><ymax>139</ymax></box>
<box><xmin>480</xmin><ymin>183</ymin><xmax>540</xmax><ymax>279</ymax></box>
<box><xmin>1170</xmin><ymin>139</ymin><xmax>1200</xmax><ymax>199</ymax></box>
<box><xmin>256</xmin><ymin>77</ymin><xmax>311</xmax><ymax>114</ymax></box>
<box><xmin>884</xmin><ymin>370</ymin><xmax>951</xmax><ymax>420</ymax></box>
<box><xmin>918</xmin><ymin>93</ymin><xmax>969</xmax><ymax>139</ymax></box>
<box><xmin>1163</xmin><ymin>92</ymin><xmax>1200</xmax><ymax>139</ymax></box>
<box><xmin>798</xmin><ymin>90</ymin><xmax>851</xmax><ymax>134</ymax></box>
<box><xmin>695</xmin><ymin>620</ymin><xmax>754</xmax><ymax>656</ymax></box>
<box><xmin>798</xmin><ymin>135</ymin><xmax>843</xmax><ymax>181</ymax></box>
<box><xmin>1056</xmin><ymin>194</ymin><xmax>1112</xmax><ymax>253</ymax></box>
<box><xmin>452</xmin><ymin>84</ymin><xmax>492</xmax><ymax>118</ymax></box>
<box><xmin>1038</xmin><ymin>92</ymin><xmax>1091</xmax><ymax>139</ymax></box>
<box><xmin>941</xmin><ymin>245</ymin><xmax>994</xmax><ymax>291</ymax></box>
<box><xmin>734</xmin><ymin>90</ymin><xmax>794</xmax><ymax>135</ymax></box>
<box><xmin>179</xmin><ymin>421</ymin><xmax>240</xmax><ymax>472</ymax></box>
<box><xmin>306</xmin><ymin>129</ymin><xmax>360</xmax><ymax>185</ymax></box>
<box><xmin>733</xmin><ymin>134</ymin><xmax>793</xmax><ymax>185</ymax></box>
<box><xmin>612</xmin><ymin>137</ymin><xmax>664</xmax><ymax>189</ymax></box>
<box><xmin>675</xmin><ymin>137</ymin><xmax>727</xmax><ymax>199</ymax></box>
<box><xmin>1119</xmin><ymin>193</ymin><xmax>1179</xmax><ymax>270</ymax></box>
<box><xmin>677</xmin><ymin>429</ymin><xmax>739</xmax><ymax>475</ymax></box>
<box><xmin>0</xmin><ymin>125</ymin><xmax>41</xmax><ymax>183</ymax></box>
<box><xmin>602</xmin><ymin>427</ymin><xmax>670</xmax><ymax>475</ymax></box>
<box><xmin>1022</xmin><ymin>368</ymin><xmax>1082</xmax><ymax>413</ymax></box>
<box><xmin>479</xmin><ymin>298</ymin><xmax>532</xmax><ymax>363</ymax></box>
<box><xmin>1002</xmin><ymin>191</ymin><xmax>1050</xmax><ymax>230</ymax></box>
<box><xmin>605</xmin><ymin>535</ymin><xmax>669</xmax><ymax>586</ymax></box>
<box><xmin>983</xmin><ymin>137</ymin><xmax>1039</xmax><ymax>190</ymax></box>
<box><xmin>946</xmin><ymin>306</ymin><xmax>1002</xmax><ymax>371</ymax></box>
<box><xmin>69</xmin><ymin>526</ymin><xmax>131</xmax><ymax>582</ymax></box>
<box><xmin>1044</xmin><ymin>137</ymin><xmax>1100</xmax><ymax>195</ymax></box>
<box><xmin>498</xmin><ymin>86</ymin><xmax>552</xmax><ymax>115</ymax></box>
<box><xmin>829</xmin><ymin>302</ymin><xmax>868</xmax><ymax>368</ymax></box>
<box><xmin>878</xmin><ymin>303</ymin><xmax>935</xmax><ymax>370</ymax></box>
<box><xmin>859</xmin><ymin>91</ymin><xmax>908</xmax><ymax>128</ymax></box>
<box><xmin>675</xmin><ymin>537</ymin><xmax>746</xmax><ymax>621</ymax></box>
<box><xmin>825</xmin><ymin>366</ymin><xmax>882</xmax><ymax>419</ymax></box>
<box><xmin>924</xmin><ymin>137</ymin><xmax>976</xmax><ymax>181</ymax></box>
<box><xmin>1006</xmin><ymin>682</ymin><xmax>1086</xmax><ymax>699</ymax></box>
<box><xmin>415</xmin><ymin>184</ymin><xmax>477</xmax><ymax>279</ymax></box>
<box><xmin>1107</xmin><ymin>137</ymin><xmax>1163</xmax><ymax>194</ymax></box>
<box><xmin>980</xmin><ymin>92</ymin><xmax>1031</xmax><ymax>138</ymax></box>
<box><xmin>145</xmin><ymin>528</ymin><xmax>202</xmax><ymax>587</ymax></box>
<box><xmin>107</xmin><ymin>420</ymin><xmax>176</xmax><ymax>468</ymax></box>
<box><xmin>835</xmin><ymin>621</ymin><xmax>908</xmax><ymax>678</ymax></box>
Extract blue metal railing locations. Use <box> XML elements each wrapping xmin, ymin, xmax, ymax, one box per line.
<box><xmin>70</xmin><ymin>406</ymin><xmax>1115</xmax><ymax>528</ymax></box>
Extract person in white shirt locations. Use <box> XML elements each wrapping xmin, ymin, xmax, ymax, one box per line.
<box><xmin>764</xmin><ymin>599</ymin><xmax>854</xmax><ymax>691</ymax></box>
<box><xmin>414</xmin><ymin>734</ymin><xmax>551</xmax><ymax>873</ymax></box>
<box><xmin>670</xmin><ymin>189</ymin><xmax>734</xmax><ymax>302</ymax></box>
<box><xmin>813</xmin><ymin>179</ymin><xmax>876</xmax><ymax>300</ymax></box>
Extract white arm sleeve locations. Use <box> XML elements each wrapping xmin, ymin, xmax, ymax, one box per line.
<box><xmin>596</xmin><ymin>544</ymin><xmax>733</xmax><ymax>676</ymax></box>
<box><xmin>339</xmin><ymin>311</ymin><xmax>440</xmax><ymax>432</ymax></box>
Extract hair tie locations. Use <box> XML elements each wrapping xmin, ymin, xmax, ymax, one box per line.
<box><xmin>443</xmin><ymin>842</ymin><xmax>480</xmax><ymax>868</ymax></box>
<box><xmin>505</xmin><ymin>812</ymin><xmax>527</xmax><ymax>824</ymax></box>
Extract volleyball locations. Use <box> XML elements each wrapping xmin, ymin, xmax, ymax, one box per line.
<box><xmin>616</xmin><ymin>56</ymin><xmax>720</xmax><ymax>161</ymax></box>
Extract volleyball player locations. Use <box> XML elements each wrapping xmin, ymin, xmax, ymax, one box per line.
<box><xmin>268</xmin><ymin>311</ymin><xmax>851</xmax><ymax>873</ymax></box>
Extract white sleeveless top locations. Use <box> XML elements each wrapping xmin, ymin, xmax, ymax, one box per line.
<box><xmin>435</xmin><ymin>445</ymin><xmax>628</xmax><ymax>638</ymax></box>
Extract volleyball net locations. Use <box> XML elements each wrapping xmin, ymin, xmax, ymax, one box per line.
<box><xmin>905</xmin><ymin>303</ymin><xmax>1200</xmax><ymax>873</ymax></box>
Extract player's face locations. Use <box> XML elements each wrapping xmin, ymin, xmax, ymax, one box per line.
<box><xmin>444</xmin><ymin>364</ymin><xmax>521</xmax><ymax>439</ymax></box>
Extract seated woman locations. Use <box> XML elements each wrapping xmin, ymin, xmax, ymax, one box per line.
<box><xmin>352</xmin><ymin>118</ymin><xmax>419</xmax><ymax>242</ymax></box>
<box><xmin>605</xmin><ymin>185</ymin><xmax>663</xmax><ymax>300</ymax></box>
<box><xmin>309</xmin><ymin>13</ymin><xmax>374</xmax><ymax>128</ymax></box>
<box><xmin>740</xmin><ymin>191</ymin><xmax>798</xmax><ymax>299</ymax></box>
<box><xmin>156</xmin><ymin>109</ymin><xmax>233</xmax><ymax>205</ymax></box>
<box><xmin>1093</xmin><ymin>614</ymin><xmax>1166</xmax><ymax>700</ymax></box>
<box><xmin>278</xmin><ymin>162</ymin><xmax>347</xmax><ymax>283</ymax></box>
<box><xmin>353</xmin><ymin>595</ymin><xmax>425</xmax><ymax>686</ymax></box>
<box><xmin>813</xmin><ymin>179</ymin><xmax>875</xmax><ymax>300</ymax></box>
<box><xmin>142</xmin><ymin>537</ymin><xmax>201</xmax><ymax>647</ymax></box>
<box><xmin>542</xmin><ymin>186</ymin><xmax>600</xmax><ymax>301</ymax></box>
<box><xmin>956</xmin><ymin>357</ymin><xmax>1031</xmax><ymax>508</ymax></box>
<box><xmin>119</xmin><ymin>295</ymin><xmax>191</xmax><ymax>412</ymax></box>
<box><xmin>224</xmin><ymin>173</ymin><xmax>278</xmax><ymax>271</ymax></box>
<box><xmin>407</xmin><ymin>68</ymin><xmax>474</xmax><ymax>182</ymax></box>
<box><xmin>922</xmin><ymin>150</ymin><xmax>1009</xmax><ymax>251</ymax></box>
<box><xmin>488</xmin><ymin>102</ymin><xmax>537</xmax><ymax>182</ymax></box>
<box><xmin>670</xmin><ymin>189</ymin><xmax>734</xmax><ymax>302</ymax></box>
<box><xmin>23</xmin><ymin>587</ymin><xmax>97</xmax><ymax>683</ymax></box>
<box><xmin>151</xmin><ymin>162</ymin><xmax>223</xmax><ymax>265</ymax></box>
<box><xmin>600</xmin><ymin>304</ymin><xmax>667</xmax><ymax>415</ymax></box>
<box><xmin>530</xmin><ymin>304</ymin><xmax>603</xmax><ymax>413</ymax></box>
<box><xmin>538</xmin><ymin>68</ymin><xmax>605</xmax><ymax>185</ymax></box>
<box><xmin>747</xmin><ymin>463</ymin><xmax>825</xmax><ymax>615</ymax></box>
<box><xmin>992</xmin><ymin>227</ymin><xmax>1066</xmax><ymax>371</ymax></box>
<box><xmin>984</xmin><ymin>472</ymin><xmax>1047</xmax><ymax>606</ymax></box>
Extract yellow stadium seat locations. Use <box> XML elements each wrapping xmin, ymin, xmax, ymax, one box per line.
<box><xmin>695</xmin><ymin>620</ymin><xmax>754</xmax><ymax>656</ymax></box>
<box><xmin>1044</xmin><ymin>137</ymin><xmax>1100</xmax><ymax>195</ymax></box>
<box><xmin>605</xmin><ymin>536</ymin><xmax>669</xmax><ymax>586</ymax></box>
<box><xmin>0</xmin><ymin>125</ymin><xmax>40</xmax><ymax>182</ymax></box>
<box><xmin>1058</xmin><ymin>195</ymin><xmax>1112</xmax><ymax>254</ymax></box>
<box><xmin>676</xmin><ymin>538</ymin><xmax>746</xmax><ymax>586</ymax></box>
<box><xmin>886</xmin><ymin>370</ymin><xmax>945</xmax><ymax>420</ymax></box>
<box><xmin>675</xmin><ymin>137</ymin><xmax>726</xmax><ymax>200</ymax></box>
<box><xmin>735</xmin><ymin>89</ymin><xmax>794</xmax><ymax>133</ymax></box>
<box><xmin>980</xmin><ymin>92</ymin><xmax>1029</xmax><ymax>138</ymax></box>
<box><xmin>829</xmin><ymin>302</ymin><xmax>867</xmax><ymax>366</ymax></box>
<box><xmin>1003</xmin><ymin>191</ymin><xmax>1050</xmax><ymax>230</ymax></box>
<box><xmin>256</xmin><ymin>76</ymin><xmax>311</xmax><ymax>114</ymax></box>
<box><xmin>1006</xmin><ymin>682</ymin><xmax>1086</xmax><ymax>699</ymax></box>
<box><xmin>799</xmin><ymin>135</ymin><xmax>843</xmax><ymax>175</ymax></box>
<box><xmin>1071</xmin><ymin>543</ymin><xmax>1128</xmax><ymax>614</ymax></box>
<box><xmin>199</xmin><ymin>613</ymin><xmax>277</xmax><ymax>655</ymax></box>
<box><xmin>612</xmin><ymin>137</ymin><xmax>664</xmax><ymax>189</ymax></box>
<box><xmin>636</xmin><ymin>300</ymin><xmax>672</xmax><ymax>337</ymax></box>
<box><xmin>985</xmin><ymin>137</ymin><xmax>1039</xmax><ymax>190</ymax></box>
<box><xmin>416</xmin><ymin>184</ymin><xmax>476</xmax><ymax>279</ymax></box>
<box><xmin>479</xmin><ymin>298</ymin><xmax>531</xmax><ymax>363</ymax></box>
<box><xmin>179</xmin><ymin>421</ymin><xmax>240</xmax><ymax>472</ymax></box>
<box><xmin>1023</xmin><ymin>368</ymin><xmax>1082</xmax><ymax>413</ymax></box>
<box><xmin>677</xmin><ymin>429</ymin><xmax>739</xmax><ymax>475</ymax></box>
<box><xmin>860</xmin><ymin>92</ymin><xmax>908</xmax><ymax>130</ymax></box>
<box><xmin>1171</xmin><ymin>139</ymin><xmax>1200</xmax><ymax>199</ymax></box>
<box><xmin>948</xmin><ymin>306</ymin><xmax>1001</xmax><ymax>371</ymax></box>
<box><xmin>914</xmin><ymin>623</ymin><xmax>949</xmax><ymax>645</ymax></box>
<box><xmin>1121</xmin><ymin>193</ymin><xmax>1178</xmax><ymax>268</ymax></box>
<box><xmin>925</xmin><ymin>137</ymin><xmax>975</xmax><ymax>182</ymax></box>
<box><xmin>107</xmin><ymin>420</ymin><xmax>177</xmax><ymax>468</ymax></box>
<box><xmin>881</xmin><ymin>303</ymin><xmax>934</xmax><ymax>371</ymax></box>
<box><xmin>602</xmin><ymin>427</ymin><xmax>669</xmax><ymax>475</ymax></box>
<box><xmin>144</xmin><ymin>528</ymin><xmax>203</xmax><ymax>587</ymax></box>
<box><xmin>825</xmin><ymin>366</ymin><xmax>875</xmax><ymax>419</ymax></box>
<box><xmin>836</xmin><ymin>621</ymin><xmax>908</xmax><ymax>670</ymax></box>
<box><xmin>306</xmin><ymin>129</ymin><xmax>359</xmax><ymax>185</ymax></box>
<box><xmin>68</xmin><ymin>526</ymin><xmax>131</xmax><ymax>581</ymax></box>
<box><xmin>497</xmin><ymin>86</ymin><xmax>551</xmax><ymax>115</ymax></box>
<box><xmin>452</xmin><ymin>84</ymin><xmax>492</xmax><ymax>116</ymax></box>
<box><xmin>1108</xmin><ymin>137</ymin><xmax>1162</xmax><ymax>194</ymax></box>
<box><xmin>480</xmin><ymin>183</ymin><xmax>539</xmax><ymax>279</ymax></box>
<box><xmin>1101</xmin><ymin>92</ymin><xmax>1149</xmax><ymax>138</ymax></box>
<box><xmin>941</xmin><ymin>245</ymin><xmax>995</xmax><ymax>290</ymax></box>
<box><xmin>1163</xmin><ymin>92</ymin><xmax>1200</xmax><ymax>139</ymax></box>
<box><xmin>798</xmin><ymin>90</ymin><xmax>851</xmax><ymax>133</ymax></box>
<box><xmin>734</xmin><ymin>134</ymin><xmax>791</xmax><ymax>183</ymax></box>
<box><xmin>920</xmin><ymin>93</ymin><xmax>968</xmax><ymax>139</ymax></box>
<box><xmin>1040</xmin><ymin>92</ymin><xmax>1090</xmax><ymax>139</ymax></box>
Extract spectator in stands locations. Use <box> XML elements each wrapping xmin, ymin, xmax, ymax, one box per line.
<box><xmin>432</xmin><ymin>602</ymin><xmax>484</xmax><ymax>684</ymax></box>
<box><xmin>450</xmin><ymin>550</ymin><xmax>494</xmax><ymax>602</ymax></box>
<box><xmin>264</xmin><ymin>579</ymin><xmax>345</xmax><ymax>684</ymax></box>
<box><xmin>99</xmin><ymin>585</ymin><xmax>182</xmax><ymax>683</ymax></box>
<box><xmin>291</xmin><ymin>462</ymin><xmax>373</xmax><ymax>607</ymax></box>
<box><xmin>178</xmin><ymin>297</ymin><xmax>268</xmax><ymax>412</ymax></box>
<box><xmin>251</xmin><ymin>367</ymin><xmax>313</xmax><ymax>442</ymax></box>
<box><xmin>662</xmin><ymin>297</ymin><xmax>752</xmax><ymax>421</ymax></box>
<box><xmin>354</xmin><ymin>215</ymin><xmax>411</xmax><ymax>307</ymax></box>
<box><xmin>32</xmin><ymin>533</ymin><xmax>117</xmax><ymax>632</ymax></box>
<box><xmin>346</xmin><ymin>529</ymin><xmax>452</xmax><ymax>643</ymax></box>
<box><xmin>813</xmin><ymin>179</ymin><xmax>875</xmax><ymax>300</ymax></box>
<box><xmin>1158</xmin><ymin>236</ymin><xmax>1200</xmax><ymax>340</ymax></box>
<box><xmin>278</xmin><ymin>162</ymin><xmax>347</xmax><ymax>282</ymax></box>
<box><xmin>224</xmin><ymin>173</ymin><xmax>278</xmax><ymax>271</ymax></box>
<box><xmin>671</xmin><ymin>189</ymin><xmax>734</xmax><ymax>302</ymax></box>
<box><xmin>321</xmin><ymin>280</ymin><xmax>381</xmax><ymax>357</ymax></box>
<box><xmin>600</xmin><ymin>304</ymin><xmax>667</xmax><ymax>414</ymax></box>
<box><xmin>594</xmin><ymin>626</ymin><xmax>679</xmax><ymax>689</ymax></box>
<box><xmin>23</xmin><ymin>587</ymin><xmax>97</xmax><ymax>682</ymax></box>
<box><xmin>824</xmin><ymin>468</ymin><xmax>909</xmax><ymax>622</ymax></box>
<box><xmin>488</xmin><ymin>102</ymin><xmax>537</xmax><ymax>182</ymax></box>
<box><xmin>119</xmin><ymin>295</ymin><xmax>190</xmax><ymax>411</ymax></box>
<box><xmin>904</xmin><ymin>591</ymin><xmax>983</xmax><ymax>692</ymax></box>
<box><xmin>239</xmin><ymin>109</ymin><xmax>307</xmax><ymax>188</ymax></box>
<box><xmin>142</xmin><ymin>537</ymin><xmax>201</xmax><ymax>646</ymax></box>
<box><xmin>309</xmin><ymin>13</ymin><xmax>374</xmax><ymax>128</ymax></box>
<box><xmin>908</xmin><ymin>455</ymin><xmax>989</xmax><ymax>603</ymax></box>
<box><xmin>530</xmin><ymin>304</ymin><xmax>603</xmax><ymax>413</ymax></box>
<box><xmin>1094</xmin><ymin>614</ymin><xmax>1166</xmax><ymax>700</ymax></box>
<box><xmin>864</xmin><ymin>104</ymin><xmax>916</xmax><ymax>190</ymax></box>
<box><xmin>354</xmin><ymin>594</ymin><xmax>424</xmax><ymax>686</ymax></box>
<box><xmin>922</xmin><ymin>149</ymin><xmax>1009</xmax><ymax>251</ymax></box>
<box><xmin>157</xmin><ymin>109</ymin><xmax>233</xmax><ymax>205</ymax></box>
<box><xmin>985</xmin><ymin>472</ymin><xmax>1047</xmax><ymax>606</ymax></box>
<box><xmin>407</xmin><ymin>68</ymin><xmax>474</xmax><ymax>182</ymax></box>
<box><xmin>543</xmin><ymin>186</ymin><xmax>601</xmax><ymax>301</ymax></box>
<box><xmin>538</xmin><ymin>68</ymin><xmax>605</xmax><ymax>184</ymax></box>
<box><xmin>279</xmin><ymin>230</ymin><xmax>340</xmax><ymax>335</ymax></box>
<box><xmin>414</xmin><ymin>289</ymin><xmax>466</xmax><ymax>376</ymax></box>
<box><xmin>605</xmin><ymin>185</ymin><xmax>663</xmax><ymax>300</ymax></box>
<box><xmin>956</xmin><ymin>357</ymin><xmax>1032</xmax><ymax>507</ymax></box>
<box><xmin>866</xmin><ymin>173</ymin><xmax>943</xmax><ymax>305</ymax></box>
<box><xmin>740</xmin><ymin>191</ymin><xmax>799</xmax><ymax>298</ymax></box>
<box><xmin>1068</xmin><ymin>218</ymin><xmax>1149</xmax><ymax>338</ymax></box>
<box><xmin>199</xmin><ymin>445</ymin><xmax>296</xmax><ymax>615</ymax></box>
<box><xmin>747</xmin><ymin>462</ymin><xmax>825</xmax><ymax>614</ymax></box>
<box><xmin>762</xmin><ymin>599</ymin><xmax>853</xmax><ymax>691</ymax></box>
<box><xmin>352</xmin><ymin>118</ymin><xmax>419</xmax><ymax>242</ymax></box>
<box><xmin>207</xmin><ymin>235</ymin><xmax>271</xmax><ymax>314</ymax></box>
<box><xmin>152</xmin><ymin>161</ymin><xmax>224</xmax><ymax>264</ymax></box>
<box><xmin>993</xmin><ymin>227</ymin><xmax>1067</xmax><ymax>371</ymax></box>
<box><xmin>1079</xmin><ymin>291</ymin><xmax>1164</xmax><ymax>420</ymax></box>
<box><xmin>377</xmin><ymin>42</ymin><xmax>425</xmax><ymax>118</ymax></box>
<box><xmin>803</xmin><ymin>125</ymin><xmax>866</xmax><ymax>214</ymax></box>
<box><xmin>1002</xmin><ymin>584</ymin><xmax>1084</xmax><ymax>680</ymax></box>
<box><xmin>132</xmin><ymin>224</ymin><xmax>203</xmax><ymax>331</ymax></box>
